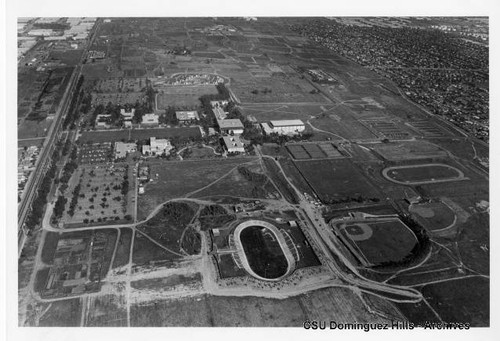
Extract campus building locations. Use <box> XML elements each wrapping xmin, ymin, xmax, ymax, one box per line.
<box><xmin>261</xmin><ymin>119</ymin><xmax>305</xmax><ymax>135</ymax></box>
<box><xmin>142</xmin><ymin>137</ymin><xmax>173</xmax><ymax>156</ymax></box>
<box><xmin>222</xmin><ymin>135</ymin><xmax>245</xmax><ymax>153</ymax></box>
<box><xmin>120</xmin><ymin>108</ymin><xmax>135</xmax><ymax>127</ymax></box>
<box><xmin>95</xmin><ymin>114</ymin><xmax>112</xmax><ymax>129</ymax></box>
<box><xmin>217</xmin><ymin>118</ymin><xmax>244</xmax><ymax>135</ymax></box>
<box><xmin>114</xmin><ymin>142</ymin><xmax>137</xmax><ymax>159</ymax></box>
<box><xmin>141</xmin><ymin>113</ymin><xmax>159</xmax><ymax>126</ymax></box>
<box><xmin>176</xmin><ymin>111</ymin><xmax>200</xmax><ymax>122</ymax></box>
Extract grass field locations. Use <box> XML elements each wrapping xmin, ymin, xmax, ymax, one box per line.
<box><xmin>137</xmin><ymin>201</ymin><xmax>197</xmax><ymax>254</ymax></box>
<box><xmin>138</xmin><ymin>158</ymin><xmax>253</xmax><ymax>219</ymax></box>
<box><xmin>295</xmin><ymin>159</ymin><xmax>381</xmax><ymax>204</ymax></box>
<box><xmin>37</xmin><ymin>298</ymin><xmax>82</xmax><ymax>327</ymax></box>
<box><xmin>338</xmin><ymin>219</ymin><xmax>418</xmax><ymax>266</ymax></box>
<box><xmin>367</xmin><ymin>141</ymin><xmax>448</xmax><ymax>161</ymax></box>
<box><xmin>132</xmin><ymin>231</ymin><xmax>181</xmax><ymax>266</ymax></box>
<box><xmin>18</xmin><ymin>119</ymin><xmax>52</xmax><ymax>139</ymax></box>
<box><xmin>422</xmin><ymin>277</ymin><xmax>489</xmax><ymax>326</ymax></box>
<box><xmin>217</xmin><ymin>253</ymin><xmax>247</xmax><ymax>278</ymax></box>
<box><xmin>240</xmin><ymin>225</ymin><xmax>289</xmax><ymax>279</ymax></box>
<box><xmin>156</xmin><ymin>85</ymin><xmax>218</xmax><ymax>109</ymax></box>
<box><xmin>78</xmin><ymin>127</ymin><xmax>201</xmax><ymax>143</ymax></box>
<box><xmin>409</xmin><ymin>201</ymin><xmax>456</xmax><ymax>231</ymax></box>
<box><xmin>84</xmin><ymin>293</ymin><xmax>128</xmax><ymax>327</ymax></box>
<box><xmin>192</xmin><ymin>161</ymin><xmax>280</xmax><ymax>200</ymax></box>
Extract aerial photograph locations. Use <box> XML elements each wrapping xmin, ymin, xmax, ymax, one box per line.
<box><xmin>15</xmin><ymin>15</ymin><xmax>489</xmax><ymax>329</ymax></box>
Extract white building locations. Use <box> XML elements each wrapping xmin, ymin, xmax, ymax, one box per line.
<box><xmin>120</xmin><ymin>108</ymin><xmax>135</xmax><ymax>127</ymax></box>
<box><xmin>114</xmin><ymin>142</ymin><xmax>137</xmax><ymax>159</ymax></box>
<box><xmin>217</xmin><ymin>118</ymin><xmax>244</xmax><ymax>135</ymax></box>
<box><xmin>175</xmin><ymin>111</ymin><xmax>199</xmax><ymax>122</ymax></box>
<box><xmin>141</xmin><ymin>113</ymin><xmax>159</xmax><ymax>126</ymax></box>
<box><xmin>142</xmin><ymin>137</ymin><xmax>173</xmax><ymax>156</ymax></box>
<box><xmin>95</xmin><ymin>114</ymin><xmax>112</xmax><ymax>129</ymax></box>
<box><xmin>222</xmin><ymin>135</ymin><xmax>245</xmax><ymax>153</ymax></box>
<box><xmin>261</xmin><ymin>119</ymin><xmax>305</xmax><ymax>135</ymax></box>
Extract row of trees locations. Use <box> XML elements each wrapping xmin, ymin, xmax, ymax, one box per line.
<box><xmin>62</xmin><ymin>75</ymin><xmax>85</xmax><ymax>130</ymax></box>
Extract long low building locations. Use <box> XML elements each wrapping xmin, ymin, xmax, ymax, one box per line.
<box><xmin>176</xmin><ymin>111</ymin><xmax>199</xmax><ymax>122</ymax></box>
<box><xmin>261</xmin><ymin>119</ymin><xmax>305</xmax><ymax>135</ymax></box>
<box><xmin>217</xmin><ymin>118</ymin><xmax>244</xmax><ymax>135</ymax></box>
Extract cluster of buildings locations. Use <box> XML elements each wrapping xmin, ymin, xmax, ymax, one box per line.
<box><xmin>95</xmin><ymin>108</ymin><xmax>135</xmax><ymax>129</ymax></box>
<box><xmin>23</xmin><ymin>17</ymin><xmax>96</xmax><ymax>41</ymax></box>
<box><xmin>142</xmin><ymin>137</ymin><xmax>173</xmax><ymax>156</ymax></box>
<box><xmin>114</xmin><ymin>137</ymin><xmax>173</xmax><ymax>159</ymax></box>
<box><xmin>211</xmin><ymin>100</ymin><xmax>229</xmax><ymax>120</ymax></box>
<box><xmin>96</xmin><ymin>110</ymin><xmax>160</xmax><ymax>129</ymax></box>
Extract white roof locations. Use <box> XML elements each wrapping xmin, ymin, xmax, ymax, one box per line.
<box><xmin>270</xmin><ymin>119</ymin><xmax>305</xmax><ymax>127</ymax></box>
<box><xmin>217</xmin><ymin>118</ymin><xmax>244</xmax><ymax>129</ymax></box>
<box><xmin>222</xmin><ymin>135</ymin><xmax>244</xmax><ymax>148</ymax></box>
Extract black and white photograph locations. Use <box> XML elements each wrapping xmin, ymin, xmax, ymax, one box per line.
<box><xmin>2</xmin><ymin>0</ymin><xmax>497</xmax><ymax>339</ymax></box>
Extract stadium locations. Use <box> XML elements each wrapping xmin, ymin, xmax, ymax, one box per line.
<box><xmin>232</xmin><ymin>220</ymin><xmax>297</xmax><ymax>281</ymax></box>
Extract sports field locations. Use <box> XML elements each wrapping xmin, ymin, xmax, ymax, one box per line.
<box><xmin>383</xmin><ymin>163</ymin><xmax>465</xmax><ymax>185</ymax></box>
<box><xmin>336</xmin><ymin>218</ymin><xmax>418</xmax><ymax>266</ymax></box>
<box><xmin>240</xmin><ymin>225</ymin><xmax>289</xmax><ymax>279</ymax></box>
<box><xmin>295</xmin><ymin>159</ymin><xmax>381</xmax><ymax>204</ymax></box>
<box><xmin>409</xmin><ymin>201</ymin><xmax>456</xmax><ymax>231</ymax></box>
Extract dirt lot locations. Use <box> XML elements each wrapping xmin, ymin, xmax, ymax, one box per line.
<box><xmin>129</xmin><ymin>286</ymin><xmax>394</xmax><ymax>326</ymax></box>
<box><xmin>32</xmin><ymin>298</ymin><xmax>82</xmax><ymax>327</ymax></box>
<box><xmin>84</xmin><ymin>293</ymin><xmax>128</xmax><ymax>327</ymax></box>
